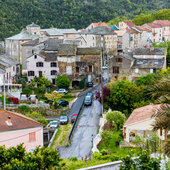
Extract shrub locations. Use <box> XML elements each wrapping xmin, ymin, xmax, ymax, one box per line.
<box><xmin>56</xmin><ymin>75</ymin><xmax>70</xmax><ymax>89</ymax></box>
<box><xmin>18</xmin><ymin>105</ymin><xmax>30</xmax><ymax>112</ymax></box>
<box><xmin>70</xmin><ymin>157</ymin><xmax>78</xmax><ymax>161</ymax></box>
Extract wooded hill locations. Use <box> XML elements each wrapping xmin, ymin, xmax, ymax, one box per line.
<box><xmin>0</xmin><ymin>0</ymin><xmax>169</xmax><ymax>40</ymax></box>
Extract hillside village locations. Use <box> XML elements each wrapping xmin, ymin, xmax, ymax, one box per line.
<box><xmin>0</xmin><ymin>18</ymin><xmax>170</xmax><ymax>169</ymax></box>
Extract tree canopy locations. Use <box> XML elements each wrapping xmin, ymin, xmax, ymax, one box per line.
<box><xmin>56</xmin><ymin>75</ymin><xmax>70</xmax><ymax>90</ymax></box>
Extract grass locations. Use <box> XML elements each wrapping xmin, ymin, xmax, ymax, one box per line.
<box><xmin>51</xmin><ymin>124</ymin><xmax>72</xmax><ymax>149</ymax></box>
<box><xmin>99</xmin><ymin>131</ymin><xmax>140</xmax><ymax>157</ymax></box>
<box><xmin>61</xmin><ymin>159</ymin><xmax>111</xmax><ymax>170</ymax></box>
<box><xmin>50</xmin><ymin>126</ymin><xmax>62</xmax><ymax>149</ymax></box>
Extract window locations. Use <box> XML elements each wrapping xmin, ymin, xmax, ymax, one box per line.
<box><xmin>135</xmin><ymin>68</ymin><xmax>139</xmax><ymax>73</ymax></box>
<box><xmin>39</xmin><ymin>71</ymin><xmax>42</xmax><ymax>77</ymax></box>
<box><xmin>51</xmin><ymin>70</ymin><xmax>57</xmax><ymax>75</ymax></box>
<box><xmin>113</xmin><ymin>66</ymin><xmax>119</xmax><ymax>73</ymax></box>
<box><xmin>51</xmin><ymin>62</ymin><xmax>57</xmax><ymax>67</ymax></box>
<box><xmin>28</xmin><ymin>71</ymin><xmax>35</xmax><ymax>76</ymax></box>
<box><xmin>76</xmin><ymin>56</ymin><xmax>80</xmax><ymax>61</ymax></box>
<box><xmin>34</xmin><ymin>55</ymin><xmax>37</xmax><ymax>59</ymax></box>
<box><xmin>76</xmin><ymin>67</ymin><xmax>79</xmax><ymax>73</ymax></box>
<box><xmin>150</xmin><ymin>69</ymin><xmax>153</xmax><ymax>73</ymax></box>
<box><xmin>67</xmin><ymin>57</ymin><xmax>71</xmax><ymax>63</ymax></box>
<box><xmin>89</xmin><ymin>65</ymin><xmax>92</xmax><ymax>72</ymax></box>
<box><xmin>36</xmin><ymin>62</ymin><xmax>43</xmax><ymax>67</ymax></box>
<box><xmin>29</xmin><ymin>132</ymin><xmax>36</xmax><ymax>142</ymax></box>
<box><xmin>66</xmin><ymin>66</ymin><xmax>72</xmax><ymax>75</ymax></box>
<box><xmin>115</xmin><ymin>58</ymin><xmax>123</xmax><ymax>62</ymax></box>
<box><xmin>13</xmin><ymin>66</ymin><xmax>15</xmax><ymax>71</ymax></box>
<box><xmin>52</xmin><ymin>79</ymin><xmax>56</xmax><ymax>85</ymax></box>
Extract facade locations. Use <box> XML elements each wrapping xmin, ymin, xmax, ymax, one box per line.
<box><xmin>143</xmin><ymin>23</ymin><xmax>163</xmax><ymax>42</ymax></box>
<box><xmin>118</xmin><ymin>21</ymin><xmax>136</xmax><ymax>30</ymax></box>
<box><xmin>57</xmin><ymin>44</ymin><xmax>101</xmax><ymax>86</ymax></box>
<box><xmin>0</xmin><ymin>110</ymin><xmax>43</xmax><ymax>152</ymax></box>
<box><xmin>153</xmin><ymin>20</ymin><xmax>170</xmax><ymax>41</ymax></box>
<box><xmin>27</xmin><ymin>53</ymin><xmax>59</xmax><ymax>84</ymax></box>
<box><xmin>131</xmin><ymin>48</ymin><xmax>166</xmax><ymax>80</ymax></box>
<box><xmin>123</xmin><ymin>105</ymin><xmax>167</xmax><ymax>143</ymax></box>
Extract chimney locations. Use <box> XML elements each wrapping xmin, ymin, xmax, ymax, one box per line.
<box><xmin>6</xmin><ymin>116</ymin><xmax>12</xmax><ymax>126</ymax></box>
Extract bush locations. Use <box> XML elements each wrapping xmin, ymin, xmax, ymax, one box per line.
<box><xmin>56</xmin><ymin>75</ymin><xmax>70</xmax><ymax>89</ymax></box>
<box><xmin>70</xmin><ymin>157</ymin><xmax>78</xmax><ymax>161</ymax></box>
<box><xmin>18</xmin><ymin>105</ymin><xmax>30</xmax><ymax>112</ymax></box>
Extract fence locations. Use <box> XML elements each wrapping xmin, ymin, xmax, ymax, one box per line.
<box><xmin>68</xmin><ymin>101</ymin><xmax>84</xmax><ymax>142</ymax></box>
<box><xmin>0</xmin><ymin>103</ymin><xmax>50</xmax><ymax>108</ymax></box>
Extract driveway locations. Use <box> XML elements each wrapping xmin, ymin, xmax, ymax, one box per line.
<box><xmin>59</xmin><ymin>99</ymin><xmax>101</xmax><ymax>159</ymax></box>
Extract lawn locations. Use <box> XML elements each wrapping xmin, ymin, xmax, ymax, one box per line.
<box><xmin>99</xmin><ymin>131</ymin><xmax>140</xmax><ymax>157</ymax></box>
<box><xmin>50</xmin><ymin>123</ymin><xmax>72</xmax><ymax>149</ymax></box>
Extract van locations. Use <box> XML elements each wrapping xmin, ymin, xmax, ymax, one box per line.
<box><xmin>84</xmin><ymin>96</ymin><xmax>92</xmax><ymax>106</ymax></box>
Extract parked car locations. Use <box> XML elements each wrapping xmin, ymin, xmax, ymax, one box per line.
<box><xmin>60</xmin><ymin>115</ymin><xmax>69</xmax><ymax>125</ymax></box>
<box><xmin>86</xmin><ymin>92</ymin><xmax>93</xmax><ymax>98</ymax></box>
<box><xmin>49</xmin><ymin>121</ymin><xmax>59</xmax><ymax>129</ymax></box>
<box><xmin>71</xmin><ymin>114</ymin><xmax>78</xmax><ymax>123</ymax></box>
<box><xmin>87</xmin><ymin>82</ymin><xmax>93</xmax><ymax>87</ymax></box>
<box><xmin>84</xmin><ymin>96</ymin><xmax>92</xmax><ymax>106</ymax></box>
<box><xmin>58</xmin><ymin>100</ymin><xmax>69</xmax><ymax>107</ymax></box>
<box><xmin>53</xmin><ymin>88</ymin><xmax>68</xmax><ymax>94</ymax></box>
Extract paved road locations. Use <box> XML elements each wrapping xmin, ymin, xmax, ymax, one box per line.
<box><xmin>59</xmin><ymin>100</ymin><xmax>101</xmax><ymax>159</ymax></box>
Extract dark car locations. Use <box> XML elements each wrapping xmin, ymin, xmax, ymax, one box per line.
<box><xmin>60</xmin><ymin>115</ymin><xmax>69</xmax><ymax>125</ymax></box>
<box><xmin>87</xmin><ymin>82</ymin><xmax>93</xmax><ymax>87</ymax></box>
<box><xmin>58</xmin><ymin>100</ymin><xmax>69</xmax><ymax>107</ymax></box>
<box><xmin>84</xmin><ymin>96</ymin><xmax>92</xmax><ymax>106</ymax></box>
<box><xmin>71</xmin><ymin>114</ymin><xmax>78</xmax><ymax>123</ymax></box>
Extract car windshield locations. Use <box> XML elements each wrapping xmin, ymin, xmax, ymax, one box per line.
<box><xmin>60</xmin><ymin>116</ymin><xmax>67</xmax><ymax>120</ymax></box>
<box><xmin>87</xmin><ymin>93</ymin><xmax>92</xmax><ymax>96</ymax></box>
<box><xmin>85</xmin><ymin>96</ymin><xmax>91</xmax><ymax>101</ymax></box>
<box><xmin>51</xmin><ymin>122</ymin><xmax>58</xmax><ymax>125</ymax></box>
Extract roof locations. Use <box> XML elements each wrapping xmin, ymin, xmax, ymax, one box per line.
<box><xmin>135</xmin><ymin>26</ymin><xmax>152</xmax><ymax>32</ymax></box>
<box><xmin>0</xmin><ymin>110</ymin><xmax>43</xmax><ymax>132</ymax></box>
<box><xmin>109</xmin><ymin>25</ymin><xmax>119</xmax><ymax>31</ymax></box>
<box><xmin>83</xmin><ymin>26</ymin><xmax>116</xmax><ymax>35</ymax></box>
<box><xmin>63</xmin><ymin>39</ymin><xmax>80</xmax><ymax>45</ymax></box>
<box><xmin>44</xmin><ymin>39</ymin><xmax>63</xmax><ymax>51</ymax></box>
<box><xmin>126</xmin><ymin>28</ymin><xmax>139</xmax><ymax>34</ymax></box>
<box><xmin>124</xmin><ymin>105</ymin><xmax>160</xmax><ymax>126</ymax></box>
<box><xmin>58</xmin><ymin>44</ymin><xmax>77</xmax><ymax>56</ymax></box>
<box><xmin>114</xmin><ymin>29</ymin><xmax>126</xmax><ymax>36</ymax></box>
<box><xmin>22</xmin><ymin>39</ymin><xmax>40</xmax><ymax>46</ymax></box>
<box><xmin>0</xmin><ymin>68</ymin><xmax>5</xmax><ymax>74</ymax></box>
<box><xmin>143</xmin><ymin>23</ymin><xmax>162</xmax><ymax>28</ymax></box>
<box><xmin>0</xmin><ymin>54</ymin><xmax>19</xmax><ymax>66</ymax></box>
<box><xmin>77</xmin><ymin>47</ymin><xmax>101</xmax><ymax>55</ymax></box>
<box><xmin>6</xmin><ymin>31</ymin><xmax>39</xmax><ymax>40</ymax></box>
<box><xmin>26</xmin><ymin>23</ymin><xmax>40</xmax><ymax>27</ymax></box>
<box><xmin>41</xmin><ymin>28</ymin><xmax>77</xmax><ymax>36</ymax></box>
<box><xmin>133</xmin><ymin>48</ymin><xmax>166</xmax><ymax>55</ymax></box>
<box><xmin>123</xmin><ymin>21</ymin><xmax>136</xmax><ymax>27</ymax></box>
<box><xmin>154</xmin><ymin>20</ymin><xmax>170</xmax><ymax>27</ymax></box>
<box><xmin>92</xmin><ymin>22</ymin><xmax>111</xmax><ymax>29</ymax></box>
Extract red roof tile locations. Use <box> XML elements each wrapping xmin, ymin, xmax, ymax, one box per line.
<box><xmin>144</xmin><ymin>23</ymin><xmax>162</xmax><ymax>28</ymax></box>
<box><xmin>124</xmin><ymin>104</ymin><xmax>160</xmax><ymax>126</ymax></box>
<box><xmin>124</xmin><ymin>21</ymin><xmax>136</xmax><ymax>27</ymax></box>
<box><xmin>126</xmin><ymin>28</ymin><xmax>138</xmax><ymax>34</ymax></box>
<box><xmin>136</xmin><ymin>26</ymin><xmax>152</xmax><ymax>32</ymax></box>
<box><xmin>93</xmin><ymin>22</ymin><xmax>111</xmax><ymax>29</ymax></box>
<box><xmin>0</xmin><ymin>110</ymin><xmax>43</xmax><ymax>132</ymax></box>
<box><xmin>154</xmin><ymin>20</ymin><xmax>170</xmax><ymax>27</ymax></box>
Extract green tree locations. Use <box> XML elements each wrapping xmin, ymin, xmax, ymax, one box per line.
<box><xmin>101</xmin><ymin>130</ymin><xmax>113</xmax><ymax>150</ymax></box>
<box><xmin>106</xmin><ymin>80</ymin><xmax>149</xmax><ymax>115</ymax></box>
<box><xmin>56</xmin><ymin>75</ymin><xmax>70</xmax><ymax>89</ymax></box>
<box><xmin>106</xmin><ymin>111</ymin><xmax>125</xmax><ymax>131</ymax></box>
<box><xmin>25</xmin><ymin>112</ymin><xmax>48</xmax><ymax>125</ymax></box>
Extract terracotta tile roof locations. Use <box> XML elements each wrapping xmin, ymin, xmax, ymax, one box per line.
<box><xmin>93</xmin><ymin>22</ymin><xmax>111</xmax><ymax>29</ymax></box>
<box><xmin>136</xmin><ymin>26</ymin><xmax>152</xmax><ymax>32</ymax></box>
<box><xmin>124</xmin><ymin>21</ymin><xmax>136</xmax><ymax>27</ymax></box>
<box><xmin>124</xmin><ymin>104</ymin><xmax>160</xmax><ymax>126</ymax></box>
<box><xmin>154</xmin><ymin>20</ymin><xmax>170</xmax><ymax>27</ymax></box>
<box><xmin>144</xmin><ymin>23</ymin><xmax>162</xmax><ymax>28</ymax></box>
<box><xmin>0</xmin><ymin>110</ymin><xmax>43</xmax><ymax>132</ymax></box>
<box><xmin>126</xmin><ymin>28</ymin><xmax>138</xmax><ymax>34</ymax></box>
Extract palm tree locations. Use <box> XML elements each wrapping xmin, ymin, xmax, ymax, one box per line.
<box><xmin>150</xmin><ymin>75</ymin><xmax>170</xmax><ymax>157</ymax></box>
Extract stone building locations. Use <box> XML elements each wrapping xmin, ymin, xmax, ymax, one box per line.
<box><xmin>57</xmin><ymin>44</ymin><xmax>101</xmax><ymax>87</ymax></box>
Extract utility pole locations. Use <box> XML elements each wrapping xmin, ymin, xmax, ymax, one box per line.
<box><xmin>94</xmin><ymin>95</ymin><xmax>96</xmax><ymax>135</ymax></box>
<box><xmin>101</xmin><ymin>36</ymin><xmax>104</xmax><ymax>115</ymax></box>
<box><xmin>3</xmin><ymin>76</ymin><xmax>6</xmax><ymax>110</ymax></box>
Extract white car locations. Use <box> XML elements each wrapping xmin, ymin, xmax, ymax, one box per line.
<box><xmin>49</xmin><ymin>121</ymin><xmax>59</xmax><ymax>129</ymax></box>
<box><xmin>53</xmin><ymin>88</ymin><xmax>68</xmax><ymax>94</ymax></box>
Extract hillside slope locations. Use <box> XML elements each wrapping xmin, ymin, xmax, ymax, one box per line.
<box><xmin>0</xmin><ymin>0</ymin><xmax>169</xmax><ymax>40</ymax></box>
